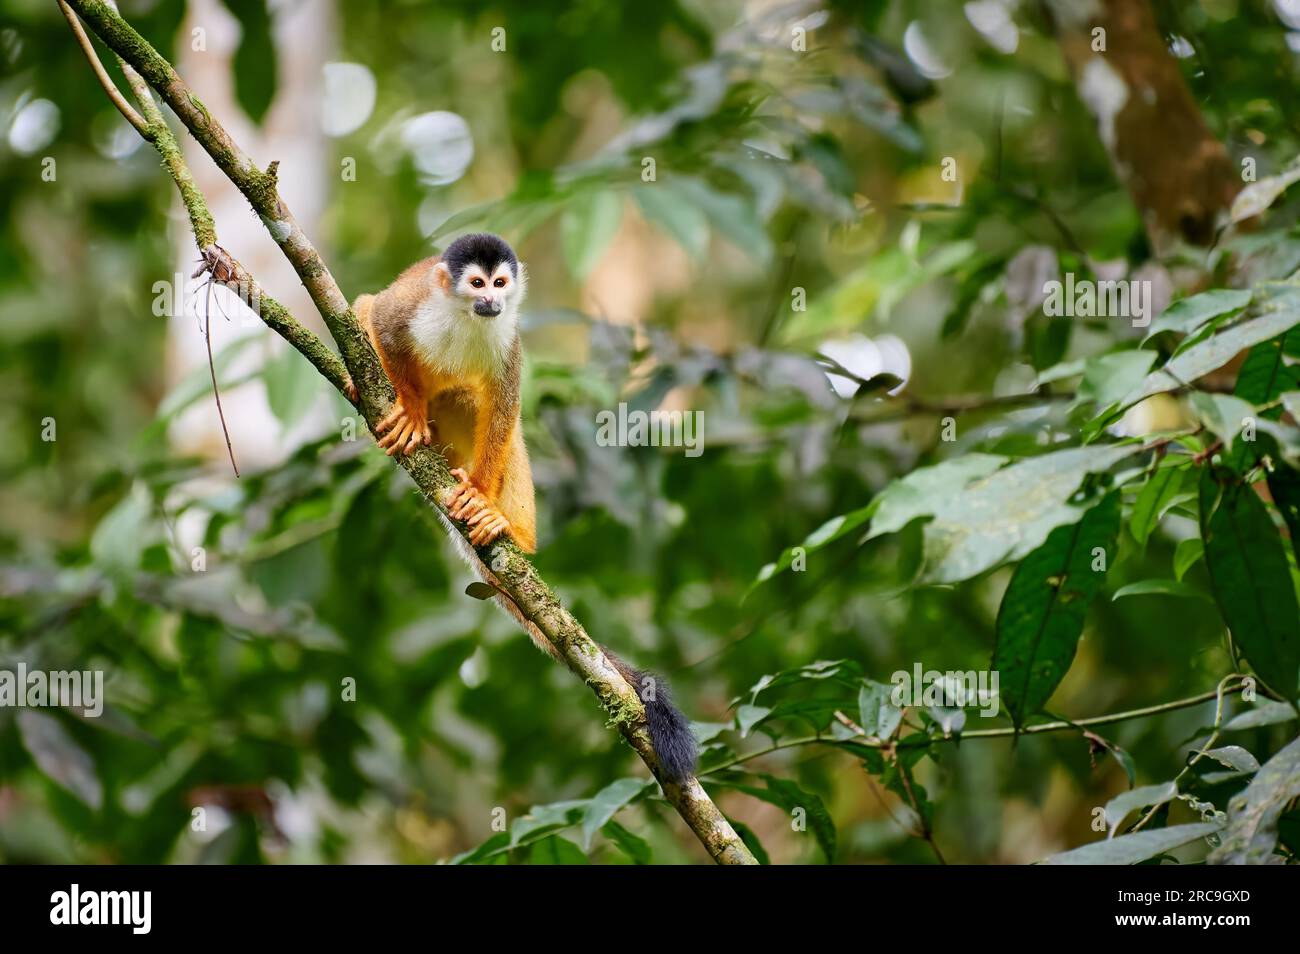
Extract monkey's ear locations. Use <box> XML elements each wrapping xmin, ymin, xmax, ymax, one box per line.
<box><xmin>433</xmin><ymin>262</ymin><xmax>452</xmax><ymax>294</ymax></box>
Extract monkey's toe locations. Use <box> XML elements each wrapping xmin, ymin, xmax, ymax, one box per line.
<box><xmin>444</xmin><ymin>469</ymin><xmax>487</xmax><ymax>519</ymax></box>
<box><xmin>344</xmin><ymin>377</ymin><xmax>357</xmax><ymax>403</ymax></box>
<box><xmin>467</xmin><ymin>507</ymin><xmax>512</xmax><ymax>546</ymax></box>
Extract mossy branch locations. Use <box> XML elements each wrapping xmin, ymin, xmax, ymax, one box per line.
<box><xmin>63</xmin><ymin>0</ymin><xmax>757</xmax><ymax>864</ymax></box>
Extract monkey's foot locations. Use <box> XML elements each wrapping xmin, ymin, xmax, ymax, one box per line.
<box><xmin>375</xmin><ymin>399</ymin><xmax>432</xmax><ymax>456</ymax></box>
<box><xmin>344</xmin><ymin>377</ymin><xmax>357</xmax><ymax>403</ymax></box>
<box><xmin>465</xmin><ymin>503</ymin><xmax>513</xmax><ymax>546</ymax></box>
<box><xmin>443</xmin><ymin>468</ymin><xmax>488</xmax><ymax>520</ymax></box>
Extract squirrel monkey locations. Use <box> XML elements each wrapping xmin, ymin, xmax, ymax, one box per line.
<box><xmin>350</xmin><ymin>233</ymin><xmax>697</xmax><ymax>783</ymax></box>
<box><xmin>353</xmin><ymin>233</ymin><xmax>536</xmax><ymax>551</ymax></box>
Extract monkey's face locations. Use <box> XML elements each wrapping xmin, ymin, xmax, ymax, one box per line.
<box><xmin>457</xmin><ymin>261</ymin><xmax>519</xmax><ymax>318</ymax></box>
<box><xmin>437</xmin><ymin>232</ymin><xmax>526</xmax><ymax>321</ymax></box>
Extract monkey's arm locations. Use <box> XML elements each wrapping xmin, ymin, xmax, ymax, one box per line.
<box><xmin>363</xmin><ymin>297</ymin><xmax>432</xmax><ymax>456</ymax></box>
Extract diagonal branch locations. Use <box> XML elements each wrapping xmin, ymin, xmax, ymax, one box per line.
<box><xmin>63</xmin><ymin>0</ymin><xmax>756</xmax><ymax>864</ymax></box>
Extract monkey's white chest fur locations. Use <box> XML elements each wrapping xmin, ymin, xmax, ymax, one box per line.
<box><xmin>408</xmin><ymin>293</ymin><xmax>516</xmax><ymax>379</ymax></box>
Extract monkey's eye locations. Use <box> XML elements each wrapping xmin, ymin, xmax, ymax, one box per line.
<box><xmin>494</xmin><ymin>277</ymin><xmax>507</xmax><ymax>288</ymax></box>
<box><xmin>470</xmin><ymin>277</ymin><xmax>485</xmax><ymax>288</ymax></box>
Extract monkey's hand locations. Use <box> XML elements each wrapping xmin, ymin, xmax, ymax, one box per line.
<box><xmin>375</xmin><ymin>396</ymin><xmax>432</xmax><ymax>456</ymax></box>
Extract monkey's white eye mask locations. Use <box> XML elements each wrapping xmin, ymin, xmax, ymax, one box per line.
<box><xmin>435</xmin><ymin>264</ymin><xmax>515</xmax><ymax>317</ymax></box>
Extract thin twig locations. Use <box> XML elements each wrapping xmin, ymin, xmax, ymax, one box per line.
<box><xmin>702</xmin><ymin>683</ymin><xmax>1255</xmax><ymax>777</ymax></box>
<box><xmin>1127</xmin><ymin>674</ymin><xmax>1250</xmax><ymax>835</ymax></box>
<box><xmin>57</xmin><ymin>0</ymin><xmax>148</xmax><ymax>135</ymax></box>
<box><xmin>202</xmin><ymin>279</ymin><xmax>239</xmax><ymax>477</ymax></box>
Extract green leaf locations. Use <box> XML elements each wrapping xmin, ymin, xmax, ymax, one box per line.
<box><xmin>219</xmin><ymin>0</ymin><xmax>278</xmax><ymax>125</ymax></box>
<box><xmin>1201</xmin><ymin>745</ymin><xmax>1260</xmax><ymax>774</ymax></box>
<box><xmin>1230</xmin><ymin>162</ymin><xmax>1300</xmax><ymax>223</ymax></box>
<box><xmin>1130</xmin><ymin>462</ymin><xmax>1188</xmax><ymax>547</ymax></box>
<box><xmin>1076</xmin><ymin>351</ymin><xmax>1156</xmax><ymax>410</ymax></box>
<box><xmin>1234</xmin><ymin>335</ymin><xmax>1300</xmax><ymax>415</ymax></box>
<box><xmin>602</xmin><ymin>821</ymin><xmax>652</xmax><ymax>864</ymax></box>
<box><xmin>715</xmin><ymin>775</ymin><xmax>836</xmax><ymax>862</ymax></box>
<box><xmin>993</xmin><ymin>492</ymin><xmax>1120</xmax><ymax>728</ymax></box>
<box><xmin>529</xmin><ymin>834</ymin><xmax>589</xmax><ymax>865</ymax></box>
<box><xmin>580</xmin><ymin>778</ymin><xmax>649</xmax><ymax>851</ymax></box>
<box><xmin>1143</xmin><ymin>288</ymin><xmax>1252</xmax><ymax>342</ymax></box>
<box><xmin>1199</xmin><ymin>468</ymin><xmax>1300</xmax><ymax>700</ymax></box>
<box><xmin>735</xmin><ymin>704</ymin><xmax>771</xmax><ymax>738</ymax></box>
<box><xmin>672</xmin><ymin>177</ymin><xmax>772</xmax><ymax>264</ymax></box>
<box><xmin>1222</xmin><ymin>700</ymin><xmax>1299</xmax><ymax>732</ymax></box>
<box><xmin>464</xmin><ymin>581</ymin><xmax>497</xmax><ymax>600</ymax></box>
<box><xmin>560</xmin><ymin>191</ymin><xmax>624</xmax><ymax>279</ymax></box>
<box><xmin>17</xmin><ymin>711</ymin><xmax>102</xmax><ymax>810</ymax></box>
<box><xmin>635</xmin><ymin>183</ymin><xmax>710</xmax><ymax>259</ymax></box>
<box><xmin>857</xmin><ymin>681</ymin><xmax>904</xmax><ymax>739</ymax></box>
<box><xmin>450</xmin><ymin>831</ymin><xmax>510</xmax><ymax>865</ymax></box>
<box><xmin>1209</xmin><ymin>733</ymin><xmax>1300</xmax><ymax>864</ymax></box>
<box><xmin>89</xmin><ymin>482</ymin><xmax>154</xmax><ymax>574</ymax></box>
<box><xmin>1190</xmin><ymin>392</ymin><xmax>1257</xmax><ymax>451</ymax></box>
<box><xmin>1041</xmin><ymin>822</ymin><xmax>1222</xmax><ymax>865</ymax></box>
<box><xmin>1104</xmin><ymin>781</ymin><xmax>1178</xmax><ymax>835</ymax></box>
<box><xmin>1111</xmin><ymin>579</ymin><xmax>1212</xmax><ymax>602</ymax></box>
<box><xmin>1265</xmin><ymin>463</ymin><xmax>1300</xmax><ymax>565</ymax></box>
<box><xmin>1174</xmin><ymin>537</ymin><xmax>1204</xmax><ymax>580</ymax></box>
<box><xmin>867</xmin><ymin>446</ymin><xmax>1137</xmax><ymax>583</ymax></box>
<box><xmin>865</xmin><ymin>454</ymin><xmax>1005</xmax><ymax>539</ymax></box>
<box><xmin>1123</xmin><ymin>287</ymin><xmax>1300</xmax><ymax>408</ymax></box>
<box><xmin>728</xmin><ymin>818</ymin><xmax>770</xmax><ymax>865</ymax></box>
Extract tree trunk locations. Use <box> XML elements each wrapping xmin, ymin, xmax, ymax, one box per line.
<box><xmin>1050</xmin><ymin>0</ymin><xmax>1239</xmax><ymax>251</ymax></box>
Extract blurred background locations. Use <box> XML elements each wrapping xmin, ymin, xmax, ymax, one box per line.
<box><xmin>2</xmin><ymin>0</ymin><xmax>1299</xmax><ymax>864</ymax></box>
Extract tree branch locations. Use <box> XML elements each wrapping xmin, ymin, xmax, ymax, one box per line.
<box><xmin>64</xmin><ymin>0</ymin><xmax>757</xmax><ymax>864</ymax></box>
<box><xmin>56</xmin><ymin>0</ymin><xmax>147</xmax><ymax>135</ymax></box>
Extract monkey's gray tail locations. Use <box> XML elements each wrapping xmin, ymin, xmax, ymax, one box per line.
<box><xmin>602</xmin><ymin>650</ymin><xmax>699</xmax><ymax>785</ymax></box>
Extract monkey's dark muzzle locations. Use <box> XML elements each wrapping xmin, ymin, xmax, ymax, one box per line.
<box><xmin>473</xmin><ymin>298</ymin><xmax>502</xmax><ymax>317</ymax></box>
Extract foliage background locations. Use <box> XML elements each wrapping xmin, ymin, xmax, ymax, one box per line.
<box><xmin>0</xmin><ymin>0</ymin><xmax>1298</xmax><ymax>864</ymax></box>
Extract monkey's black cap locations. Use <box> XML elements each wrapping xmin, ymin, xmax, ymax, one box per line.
<box><xmin>442</xmin><ymin>233</ymin><xmax>518</xmax><ymax>282</ymax></box>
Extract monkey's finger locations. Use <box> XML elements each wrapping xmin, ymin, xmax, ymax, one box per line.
<box><xmin>450</xmin><ymin>468</ymin><xmax>470</xmax><ymax>483</ymax></box>
<box><xmin>402</xmin><ymin>429</ymin><xmax>423</xmax><ymax>455</ymax></box>
<box><xmin>466</xmin><ymin>507</ymin><xmax>496</xmax><ymax>527</ymax></box>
